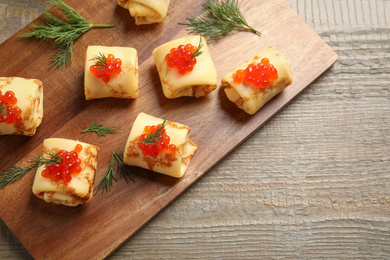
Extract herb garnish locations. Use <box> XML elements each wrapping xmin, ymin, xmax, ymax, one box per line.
<box><xmin>94</xmin><ymin>152</ymin><xmax>117</xmax><ymax>195</ymax></box>
<box><xmin>82</xmin><ymin>122</ymin><xmax>122</xmax><ymax>137</ymax></box>
<box><xmin>30</xmin><ymin>153</ymin><xmax>63</xmax><ymax>167</ymax></box>
<box><xmin>139</xmin><ymin>118</ymin><xmax>167</xmax><ymax>145</ymax></box>
<box><xmin>0</xmin><ymin>153</ymin><xmax>62</xmax><ymax>188</ymax></box>
<box><xmin>191</xmin><ymin>37</ymin><xmax>204</xmax><ymax>59</ymax></box>
<box><xmin>180</xmin><ymin>0</ymin><xmax>261</xmax><ymax>42</ymax></box>
<box><xmin>0</xmin><ymin>104</ymin><xmax>7</xmax><ymax>118</ymax></box>
<box><xmin>90</xmin><ymin>53</ymin><xmax>108</xmax><ymax>72</ymax></box>
<box><xmin>94</xmin><ymin>152</ymin><xmax>134</xmax><ymax>195</ymax></box>
<box><xmin>20</xmin><ymin>0</ymin><xmax>114</xmax><ymax>69</ymax></box>
<box><xmin>113</xmin><ymin>152</ymin><xmax>135</xmax><ymax>183</ymax></box>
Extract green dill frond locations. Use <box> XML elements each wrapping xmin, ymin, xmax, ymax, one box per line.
<box><xmin>139</xmin><ymin>118</ymin><xmax>167</xmax><ymax>145</ymax></box>
<box><xmin>0</xmin><ymin>104</ymin><xmax>7</xmax><ymax>117</ymax></box>
<box><xmin>191</xmin><ymin>36</ymin><xmax>204</xmax><ymax>58</ymax></box>
<box><xmin>113</xmin><ymin>152</ymin><xmax>135</xmax><ymax>183</ymax></box>
<box><xmin>0</xmin><ymin>165</ymin><xmax>34</xmax><ymax>188</ymax></box>
<box><xmin>0</xmin><ymin>152</ymin><xmax>61</xmax><ymax>188</ymax></box>
<box><xmin>20</xmin><ymin>0</ymin><xmax>114</xmax><ymax>69</ymax></box>
<box><xmin>94</xmin><ymin>152</ymin><xmax>135</xmax><ymax>196</ymax></box>
<box><xmin>94</xmin><ymin>153</ymin><xmax>118</xmax><ymax>195</ymax></box>
<box><xmin>180</xmin><ymin>0</ymin><xmax>261</xmax><ymax>42</ymax></box>
<box><xmin>82</xmin><ymin>122</ymin><xmax>122</xmax><ymax>137</ymax></box>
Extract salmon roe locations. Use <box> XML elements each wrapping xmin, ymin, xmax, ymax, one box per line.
<box><xmin>165</xmin><ymin>44</ymin><xmax>198</xmax><ymax>75</ymax></box>
<box><xmin>0</xmin><ymin>90</ymin><xmax>22</xmax><ymax>125</ymax></box>
<box><xmin>41</xmin><ymin>144</ymin><xmax>83</xmax><ymax>184</ymax></box>
<box><xmin>90</xmin><ymin>53</ymin><xmax>122</xmax><ymax>83</ymax></box>
<box><xmin>233</xmin><ymin>58</ymin><xmax>278</xmax><ymax>89</ymax></box>
<box><xmin>137</xmin><ymin>124</ymin><xmax>176</xmax><ymax>158</ymax></box>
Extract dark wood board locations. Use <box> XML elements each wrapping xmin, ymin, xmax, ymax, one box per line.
<box><xmin>0</xmin><ymin>0</ymin><xmax>338</xmax><ymax>259</ymax></box>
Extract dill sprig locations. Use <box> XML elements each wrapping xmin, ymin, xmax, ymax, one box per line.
<box><xmin>180</xmin><ymin>0</ymin><xmax>261</xmax><ymax>42</ymax></box>
<box><xmin>0</xmin><ymin>153</ymin><xmax>62</xmax><ymax>188</ymax></box>
<box><xmin>90</xmin><ymin>53</ymin><xmax>108</xmax><ymax>72</ymax></box>
<box><xmin>29</xmin><ymin>153</ymin><xmax>63</xmax><ymax>167</ymax></box>
<box><xmin>82</xmin><ymin>122</ymin><xmax>122</xmax><ymax>137</ymax></box>
<box><xmin>94</xmin><ymin>152</ymin><xmax>117</xmax><ymax>195</ymax></box>
<box><xmin>191</xmin><ymin>36</ymin><xmax>204</xmax><ymax>59</ymax></box>
<box><xmin>94</xmin><ymin>152</ymin><xmax>135</xmax><ymax>196</ymax></box>
<box><xmin>113</xmin><ymin>152</ymin><xmax>135</xmax><ymax>183</ymax></box>
<box><xmin>20</xmin><ymin>0</ymin><xmax>114</xmax><ymax>69</ymax></box>
<box><xmin>139</xmin><ymin>118</ymin><xmax>167</xmax><ymax>145</ymax></box>
<box><xmin>0</xmin><ymin>104</ymin><xmax>7</xmax><ymax>117</ymax></box>
<box><xmin>0</xmin><ymin>166</ymin><xmax>35</xmax><ymax>188</ymax></box>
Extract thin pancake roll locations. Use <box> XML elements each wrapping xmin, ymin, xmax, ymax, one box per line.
<box><xmin>123</xmin><ymin>113</ymin><xmax>197</xmax><ymax>178</ymax></box>
<box><xmin>153</xmin><ymin>36</ymin><xmax>217</xmax><ymax>99</ymax></box>
<box><xmin>221</xmin><ymin>46</ymin><xmax>293</xmax><ymax>115</ymax></box>
<box><xmin>32</xmin><ymin>138</ymin><xmax>99</xmax><ymax>207</ymax></box>
<box><xmin>117</xmin><ymin>0</ymin><xmax>170</xmax><ymax>25</ymax></box>
<box><xmin>84</xmin><ymin>45</ymin><xmax>139</xmax><ymax>100</ymax></box>
<box><xmin>0</xmin><ymin>77</ymin><xmax>43</xmax><ymax>136</ymax></box>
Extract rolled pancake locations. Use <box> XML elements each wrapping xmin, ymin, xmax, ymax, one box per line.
<box><xmin>0</xmin><ymin>77</ymin><xmax>43</xmax><ymax>136</ymax></box>
<box><xmin>123</xmin><ymin>113</ymin><xmax>197</xmax><ymax>178</ymax></box>
<box><xmin>32</xmin><ymin>138</ymin><xmax>99</xmax><ymax>207</ymax></box>
<box><xmin>118</xmin><ymin>0</ymin><xmax>170</xmax><ymax>25</ymax></box>
<box><xmin>84</xmin><ymin>45</ymin><xmax>139</xmax><ymax>100</ymax></box>
<box><xmin>153</xmin><ymin>36</ymin><xmax>217</xmax><ymax>98</ymax></box>
<box><xmin>221</xmin><ymin>46</ymin><xmax>293</xmax><ymax>115</ymax></box>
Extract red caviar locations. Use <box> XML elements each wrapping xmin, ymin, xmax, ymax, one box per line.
<box><xmin>0</xmin><ymin>90</ymin><xmax>22</xmax><ymax>125</ymax></box>
<box><xmin>74</xmin><ymin>144</ymin><xmax>83</xmax><ymax>153</ymax></box>
<box><xmin>165</xmin><ymin>44</ymin><xmax>198</xmax><ymax>75</ymax></box>
<box><xmin>41</xmin><ymin>144</ymin><xmax>83</xmax><ymax>184</ymax></box>
<box><xmin>232</xmin><ymin>58</ymin><xmax>278</xmax><ymax>89</ymax></box>
<box><xmin>137</xmin><ymin>124</ymin><xmax>176</xmax><ymax>158</ymax></box>
<box><xmin>90</xmin><ymin>53</ymin><xmax>122</xmax><ymax>83</ymax></box>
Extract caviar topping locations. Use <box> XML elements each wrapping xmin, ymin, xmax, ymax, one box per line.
<box><xmin>90</xmin><ymin>53</ymin><xmax>122</xmax><ymax>83</ymax></box>
<box><xmin>41</xmin><ymin>144</ymin><xmax>83</xmax><ymax>184</ymax></box>
<box><xmin>137</xmin><ymin>119</ymin><xmax>177</xmax><ymax>157</ymax></box>
<box><xmin>165</xmin><ymin>37</ymin><xmax>204</xmax><ymax>75</ymax></box>
<box><xmin>233</xmin><ymin>58</ymin><xmax>278</xmax><ymax>89</ymax></box>
<box><xmin>0</xmin><ymin>90</ymin><xmax>22</xmax><ymax>125</ymax></box>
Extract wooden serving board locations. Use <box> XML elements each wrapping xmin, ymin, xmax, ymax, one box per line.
<box><xmin>0</xmin><ymin>0</ymin><xmax>338</xmax><ymax>259</ymax></box>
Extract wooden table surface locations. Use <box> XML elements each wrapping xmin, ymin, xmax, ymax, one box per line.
<box><xmin>1</xmin><ymin>0</ymin><xmax>389</xmax><ymax>259</ymax></box>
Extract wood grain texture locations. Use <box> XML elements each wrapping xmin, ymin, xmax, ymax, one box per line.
<box><xmin>1</xmin><ymin>0</ymin><xmax>389</xmax><ymax>260</ymax></box>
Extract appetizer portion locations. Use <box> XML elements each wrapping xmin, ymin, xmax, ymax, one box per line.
<box><xmin>123</xmin><ymin>113</ymin><xmax>197</xmax><ymax>178</ymax></box>
<box><xmin>153</xmin><ymin>36</ymin><xmax>217</xmax><ymax>98</ymax></box>
<box><xmin>84</xmin><ymin>45</ymin><xmax>139</xmax><ymax>100</ymax></box>
<box><xmin>0</xmin><ymin>77</ymin><xmax>43</xmax><ymax>136</ymax></box>
<box><xmin>117</xmin><ymin>0</ymin><xmax>170</xmax><ymax>25</ymax></box>
<box><xmin>32</xmin><ymin>138</ymin><xmax>99</xmax><ymax>206</ymax></box>
<box><xmin>221</xmin><ymin>46</ymin><xmax>293</xmax><ymax>115</ymax></box>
